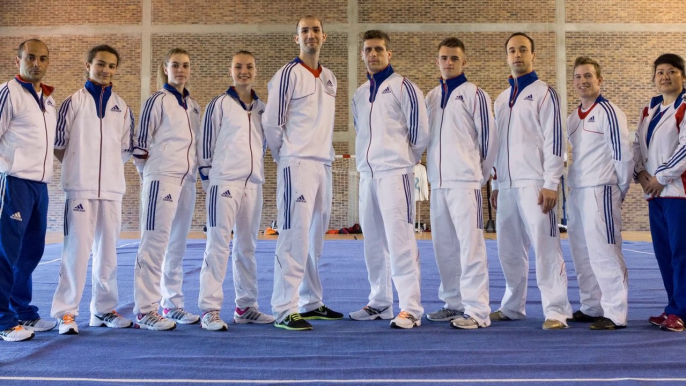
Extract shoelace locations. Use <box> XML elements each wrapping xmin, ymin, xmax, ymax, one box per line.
<box><xmin>167</xmin><ymin>308</ymin><xmax>189</xmax><ymax>320</ymax></box>
<box><xmin>288</xmin><ymin>313</ymin><xmax>304</xmax><ymax>322</ymax></box>
<box><xmin>204</xmin><ymin>311</ymin><xmax>221</xmax><ymax>323</ymax></box>
<box><xmin>61</xmin><ymin>315</ymin><xmax>75</xmax><ymax>324</ymax></box>
<box><xmin>397</xmin><ymin>311</ymin><xmax>417</xmax><ymax>322</ymax></box>
<box><xmin>100</xmin><ymin>312</ymin><xmax>121</xmax><ymax>323</ymax></box>
<box><xmin>364</xmin><ymin>306</ymin><xmax>384</xmax><ymax>315</ymax></box>
<box><xmin>142</xmin><ymin>312</ymin><xmax>164</xmax><ymax>325</ymax></box>
<box><xmin>1</xmin><ymin>325</ymin><xmax>24</xmax><ymax>336</ymax></box>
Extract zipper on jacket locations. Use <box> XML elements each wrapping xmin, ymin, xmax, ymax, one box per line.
<box><xmin>180</xmin><ymin>107</ymin><xmax>193</xmax><ymax>185</ymax></box>
<box><xmin>245</xmin><ymin>112</ymin><xmax>254</xmax><ymax>187</ymax></box>
<box><xmin>98</xmin><ymin>85</ymin><xmax>105</xmax><ymax>198</ymax></box>
<box><xmin>438</xmin><ymin>82</ymin><xmax>448</xmax><ymax>187</ymax></box>
<box><xmin>506</xmin><ymin>82</ymin><xmax>518</xmax><ymax>188</ymax></box>
<box><xmin>41</xmin><ymin>111</ymin><xmax>48</xmax><ymax>182</ymax></box>
<box><xmin>365</xmin><ymin>78</ymin><xmax>377</xmax><ymax>178</ymax></box>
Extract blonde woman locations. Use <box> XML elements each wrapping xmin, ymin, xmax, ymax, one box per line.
<box><xmin>131</xmin><ymin>48</ymin><xmax>201</xmax><ymax>330</ymax></box>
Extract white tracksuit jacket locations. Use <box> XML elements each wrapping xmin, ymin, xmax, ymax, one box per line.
<box><xmin>633</xmin><ymin>90</ymin><xmax>686</xmax><ymax>199</ymax></box>
<box><xmin>132</xmin><ymin>84</ymin><xmax>201</xmax><ymax>185</ymax></box>
<box><xmin>263</xmin><ymin>57</ymin><xmax>336</xmax><ymax>165</ymax></box>
<box><xmin>492</xmin><ymin>71</ymin><xmax>564</xmax><ymax>191</ymax></box>
<box><xmin>198</xmin><ymin>87</ymin><xmax>266</xmax><ymax>187</ymax></box>
<box><xmin>567</xmin><ymin>94</ymin><xmax>633</xmax><ymax>197</ymax></box>
<box><xmin>426</xmin><ymin>73</ymin><xmax>497</xmax><ymax>189</ymax></box>
<box><xmin>55</xmin><ymin>80</ymin><xmax>134</xmax><ymax>200</ymax></box>
<box><xmin>0</xmin><ymin>76</ymin><xmax>56</xmax><ymax>183</ymax></box>
<box><xmin>352</xmin><ymin>65</ymin><xmax>429</xmax><ymax>178</ymax></box>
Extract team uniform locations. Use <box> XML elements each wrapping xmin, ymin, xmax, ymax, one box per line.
<box><xmin>351</xmin><ymin>65</ymin><xmax>429</xmax><ymax>328</ymax></box>
<box><xmin>566</xmin><ymin>95</ymin><xmax>632</xmax><ymax>327</ymax></box>
<box><xmin>492</xmin><ymin>71</ymin><xmax>572</xmax><ymax>324</ymax></box>
<box><xmin>50</xmin><ymin>80</ymin><xmax>135</xmax><ymax>333</ymax></box>
<box><xmin>0</xmin><ymin>76</ymin><xmax>57</xmax><ymax>341</ymax></box>
<box><xmin>633</xmin><ymin>90</ymin><xmax>686</xmax><ymax>327</ymax></box>
<box><xmin>264</xmin><ymin>57</ymin><xmax>340</xmax><ymax>325</ymax></box>
<box><xmin>132</xmin><ymin>84</ymin><xmax>201</xmax><ymax>329</ymax></box>
<box><xmin>425</xmin><ymin>74</ymin><xmax>497</xmax><ymax>328</ymax></box>
<box><xmin>196</xmin><ymin>87</ymin><xmax>274</xmax><ymax>329</ymax></box>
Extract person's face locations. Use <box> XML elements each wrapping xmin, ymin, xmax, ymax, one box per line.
<box><xmin>506</xmin><ymin>35</ymin><xmax>535</xmax><ymax>76</ymax></box>
<box><xmin>87</xmin><ymin>51</ymin><xmax>118</xmax><ymax>85</ymax></box>
<box><xmin>362</xmin><ymin>38</ymin><xmax>391</xmax><ymax>75</ymax></box>
<box><xmin>295</xmin><ymin>18</ymin><xmax>326</xmax><ymax>55</ymax></box>
<box><xmin>437</xmin><ymin>46</ymin><xmax>466</xmax><ymax>80</ymax></box>
<box><xmin>164</xmin><ymin>54</ymin><xmax>190</xmax><ymax>89</ymax></box>
<box><xmin>654</xmin><ymin>63</ymin><xmax>685</xmax><ymax>96</ymax></box>
<box><xmin>16</xmin><ymin>41</ymin><xmax>49</xmax><ymax>84</ymax></box>
<box><xmin>573</xmin><ymin>64</ymin><xmax>602</xmax><ymax>100</ymax></box>
<box><xmin>231</xmin><ymin>54</ymin><xmax>256</xmax><ymax>87</ymax></box>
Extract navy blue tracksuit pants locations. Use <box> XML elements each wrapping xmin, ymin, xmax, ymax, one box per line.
<box><xmin>649</xmin><ymin>198</ymin><xmax>686</xmax><ymax>319</ymax></box>
<box><xmin>0</xmin><ymin>174</ymin><xmax>48</xmax><ymax>330</ymax></box>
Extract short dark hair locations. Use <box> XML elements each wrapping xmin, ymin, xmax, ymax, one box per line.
<box><xmin>86</xmin><ymin>44</ymin><xmax>120</xmax><ymax>66</ymax></box>
<box><xmin>505</xmin><ymin>32</ymin><xmax>534</xmax><ymax>53</ymax></box>
<box><xmin>653</xmin><ymin>53</ymin><xmax>685</xmax><ymax>80</ymax></box>
<box><xmin>574</xmin><ymin>56</ymin><xmax>601</xmax><ymax>78</ymax></box>
<box><xmin>17</xmin><ymin>39</ymin><xmax>49</xmax><ymax>57</ymax></box>
<box><xmin>438</xmin><ymin>37</ymin><xmax>465</xmax><ymax>53</ymax></box>
<box><xmin>362</xmin><ymin>30</ymin><xmax>391</xmax><ymax>50</ymax></box>
<box><xmin>234</xmin><ymin>50</ymin><xmax>255</xmax><ymax>58</ymax></box>
<box><xmin>296</xmin><ymin>15</ymin><xmax>323</xmax><ymax>33</ymax></box>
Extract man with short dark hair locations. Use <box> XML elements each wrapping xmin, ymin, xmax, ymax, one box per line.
<box><xmin>566</xmin><ymin>56</ymin><xmax>632</xmax><ymax>330</ymax></box>
<box><xmin>0</xmin><ymin>39</ymin><xmax>57</xmax><ymax>342</ymax></box>
<box><xmin>425</xmin><ymin>37</ymin><xmax>497</xmax><ymax>329</ymax></box>
<box><xmin>349</xmin><ymin>30</ymin><xmax>429</xmax><ymax>329</ymax></box>
<box><xmin>489</xmin><ymin>32</ymin><xmax>573</xmax><ymax>329</ymax></box>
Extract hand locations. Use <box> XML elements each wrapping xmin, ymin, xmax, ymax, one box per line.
<box><xmin>637</xmin><ymin>170</ymin><xmax>652</xmax><ymax>192</ymax></box>
<box><xmin>490</xmin><ymin>190</ymin><xmax>498</xmax><ymax>211</ymax></box>
<box><xmin>644</xmin><ymin>176</ymin><xmax>665</xmax><ymax>198</ymax></box>
<box><xmin>537</xmin><ymin>188</ymin><xmax>558</xmax><ymax>214</ymax></box>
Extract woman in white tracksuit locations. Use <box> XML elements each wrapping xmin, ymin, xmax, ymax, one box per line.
<box><xmin>51</xmin><ymin>45</ymin><xmax>134</xmax><ymax>335</ymax></box>
<box><xmin>131</xmin><ymin>48</ymin><xmax>201</xmax><ymax>331</ymax></box>
<box><xmin>196</xmin><ymin>50</ymin><xmax>274</xmax><ymax>331</ymax></box>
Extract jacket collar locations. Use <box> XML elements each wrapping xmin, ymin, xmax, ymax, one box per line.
<box><xmin>366</xmin><ymin>64</ymin><xmax>394</xmax><ymax>103</ymax></box>
<box><xmin>439</xmin><ymin>73</ymin><xmax>468</xmax><ymax>109</ymax></box>
<box><xmin>649</xmin><ymin>89</ymin><xmax>686</xmax><ymax>110</ymax></box>
<box><xmin>507</xmin><ymin>71</ymin><xmax>538</xmax><ymax>107</ymax></box>
<box><xmin>15</xmin><ymin>75</ymin><xmax>54</xmax><ymax>111</ymax></box>
<box><xmin>164</xmin><ymin>83</ymin><xmax>190</xmax><ymax>109</ymax></box>
<box><xmin>226</xmin><ymin>86</ymin><xmax>259</xmax><ymax>111</ymax></box>
<box><xmin>85</xmin><ymin>79</ymin><xmax>113</xmax><ymax>119</ymax></box>
<box><xmin>294</xmin><ymin>57</ymin><xmax>322</xmax><ymax>77</ymax></box>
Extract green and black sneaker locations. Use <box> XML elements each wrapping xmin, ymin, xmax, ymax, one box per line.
<box><xmin>300</xmin><ymin>305</ymin><xmax>344</xmax><ymax>320</ymax></box>
<box><xmin>274</xmin><ymin>313</ymin><xmax>313</xmax><ymax>331</ymax></box>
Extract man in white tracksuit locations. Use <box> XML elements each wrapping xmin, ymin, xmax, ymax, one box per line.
<box><xmin>51</xmin><ymin>45</ymin><xmax>134</xmax><ymax>335</ymax></box>
<box><xmin>264</xmin><ymin>16</ymin><xmax>343</xmax><ymax>331</ymax></box>
<box><xmin>566</xmin><ymin>56</ymin><xmax>632</xmax><ymax>330</ymax></box>
<box><xmin>425</xmin><ymin>37</ymin><xmax>497</xmax><ymax>329</ymax></box>
<box><xmin>197</xmin><ymin>50</ymin><xmax>274</xmax><ymax>331</ymax></box>
<box><xmin>490</xmin><ymin>32</ymin><xmax>572</xmax><ymax>329</ymax></box>
<box><xmin>350</xmin><ymin>30</ymin><xmax>429</xmax><ymax>329</ymax></box>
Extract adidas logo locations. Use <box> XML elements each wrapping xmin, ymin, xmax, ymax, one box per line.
<box><xmin>221</xmin><ymin>190</ymin><xmax>232</xmax><ymax>198</ymax></box>
<box><xmin>258</xmin><ymin>109</ymin><xmax>264</xmax><ymax>115</ymax></box>
<box><xmin>326</xmin><ymin>80</ymin><xmax>333</xmax><ymax>86</ymax></box>
<box><xmin>523</xmin><ymin>94</ymin><xmax>534</xmax><ymax>101</ymax></box>
<box><xmin>296</xmin><ymin>195</ymin><xmax>306</xmax><ymax>203</ymax></box>
<box><xmin>163</xmin><ymin>194</ymin><xmax>173</xmax><ymax>202</ymax></box>
<box><xmin>193</xmin><ymin>107</ymin><xmax>200</xmax><ymax>114</ymax></box>
<box><xmin>46</xmin><ymin>100</ymin><xmax>54</xmax><ymax>106</ymax></box>
<box><xmin>110</xmin><ymin>105</ymin><xmax>121</xmax><ymax>112</ymax></box>
<box><xmin>588</xmin><ymin>116</ymin><xmax>595</xmax><ymax>123</ymax></box>
<box><xmin>10</xmin><ymin>212</ymin><xmax>22</xmax><ymax>221</ymax></box>
<box><xmin>382</xmin><ymin>87</ymin><xmax>391</xmax><ymax>94</ymax></box>
<box><xmin>73</xmin><ymin>204</ymin><xmax>85</xmax><ymax>212</ymax></box>
<box><xmin>455</xmin><ymin>95</ymin><xmax>464</xmax><ymax>101</ymax></box>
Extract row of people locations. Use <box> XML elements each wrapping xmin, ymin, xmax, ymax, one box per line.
<box><xmin>0</xmin><ymin>16</ymin><xmax>684</xmax><ymax>342</ymax></box>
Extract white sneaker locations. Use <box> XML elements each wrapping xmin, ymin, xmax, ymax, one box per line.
<box><xmin>0</xmin><ymin>325</ymin><xmax>34</xmax><ymax>342</ymax></box>
<box><xmin>201</xmin><ymin>310</ymin><xmax>228</xmax><ymax>331</ymax></box>
<box><xmin>135</xmin><ymin>311</ymin><xmax>176</xmax><ymax>331</ymax></box>
<box><xmin>234</xmin><ymin>307</ymin><xmax>275</xmax><ymax>324</ymax></box>
<box><xmin>90</xmin><ymin>311</ymin><xmax>133</xmax><ymax>328</ymax></box>
<box><xmin>426</xmin><ymin>308</ymin><xmax>463</xmax><ymax>322</ymax></box>
<box><xmin>349</xmin><ymin>305</ymin><xmax>393</xmax><ymax>321</ymax></box>
<box><xmin>390</xmin><ymin>311</ymin><xmax>421</xmax><ymax>329</ymax></box>
<box><xmin>163</xmin><ymin>308</ymin><xmax>200</xmax><ymax>325</ymax></box>
<box><xmin>450</xmin><ymin>315</ymin><xmax>481</xmax><ymax>330</ymax></box>
<box><xmin>18</xmin><ymin>318</ymin><xmax>57</xmax><ymax>332</ymax></box>
<box><xmin>58</xmin><ymin>314</ymin><xmax>79</xmax><ymax>335</ymax></box>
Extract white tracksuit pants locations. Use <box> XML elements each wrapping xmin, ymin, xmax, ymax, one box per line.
<box><xmin>134</xmin><ymin>179</ymin><xmax>196</xmax><ymax>314</ymax></box>
<box><xmin>430</xmin><ymin>188</ymin><xmax>490</xmax><ymax>326</ymax></box>
<box><xmin>359</xmin><ymin>172</ymin><xmax>423</xmax><ymax>318</ymax></box>
<box><xmin>568</xmin><ymin>185</ymin><xmax>628</xmax><ymax>326</ymax></box>
<box><xmin>51</xmin><ymin>199</ymin><xmax>122</xmax><ymax>318</ymax></box>
<box><xmin>199</xmin><ymin>184</ymin><xmax>262</xmax><ymax>312</ymax></box>
<box><xmin>271</xmin><ymin>159</ymin><xmax>331</xmax><ymax>322</ymax></box>
<box><xmin>495</xmin><ymin>186</ymin><xmax>572</xmax><ymax>322</ymax></box>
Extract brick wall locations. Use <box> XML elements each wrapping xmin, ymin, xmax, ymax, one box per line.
<box><xmin>1</xmin><ymin>0</ymin><xmax>679</xmax><ymax>232</ymax></box>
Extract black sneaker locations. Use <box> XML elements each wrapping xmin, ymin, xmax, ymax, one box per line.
<box><xmin>300</xmin><ymin>305</ymin><xmax>344</xmax><ymax>320</ymax></box>
<box><xmin>590</xmin><ymin>317</ymin><xmax>626</xmax><ymax>330</ymax></box>
<box><xmin>274</xmin><ymin>313</ymin><xmax>313</xmax><ymax>331</ymax></box>
<box><xmin>568</xmin><ymin>310</ymin><xmax>599</xmax><ymax>323</ymax></box>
